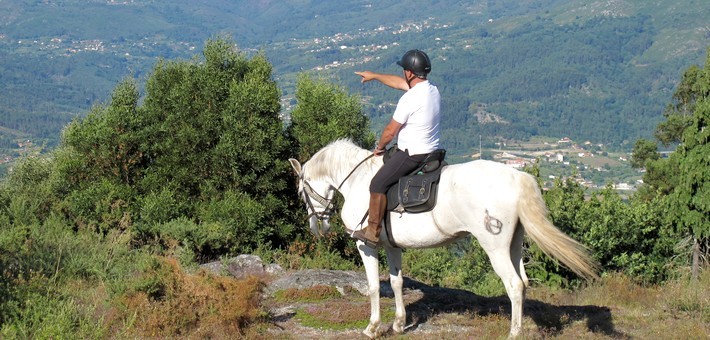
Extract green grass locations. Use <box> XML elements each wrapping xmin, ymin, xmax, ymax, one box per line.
<box><xmin>295</xmin><ymin>300</ymin><xmax>377</xmax><ymax>331</ymax></box>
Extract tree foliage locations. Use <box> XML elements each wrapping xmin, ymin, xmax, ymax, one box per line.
<box><xmin>49</xmin><ymin>37</ymin><xmax>300</xmax><ymax>257</ymax></box>
<box><xmin>630</xmin><ymin>138</ymin><xmax>659</xmax><ymax>169</ymax></box>
<box><xmin>537</xmin><ymin>180</ymin><xmax>680</xmax><ymax>284</ymax></box>
<box><xmin>637</xmin><ymin>48</ymin><xmax>710</xmax><ymax>275</ymax></box>
<box><xmin>655</xmin><ymin>65</ymin><xmax>702</xmax><ymax>146</ymax></box>
<box><xmin>289</xmin><ymin>74</ymin><xmax>375</xmax><ymax>161</ymax></box>
<box><xmin>669</xmin><ymin>79</ymin><xmax>710</xmax><ymax>241</ymax></box>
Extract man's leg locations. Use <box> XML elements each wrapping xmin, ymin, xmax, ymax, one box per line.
<box><xmin>352</xmin><ymin>150</ymin><xmax>425</xmax><ymax>247</ymax></box>
<box><xmin>353</xmin><ymin>192</ymin><xmax>387</xmax><ymax>247</ymax></box>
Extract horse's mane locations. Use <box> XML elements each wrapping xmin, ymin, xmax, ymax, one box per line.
<box><xmin>305</xmin><ymin>139</ymin><xmax>378</xmax><ymax>180</ymax></box>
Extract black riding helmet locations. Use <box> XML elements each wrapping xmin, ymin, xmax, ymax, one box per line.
<box><xmin>397</xmin><ymin>49</ymin><xmax>431</xmax><ymax>78</ymax></box>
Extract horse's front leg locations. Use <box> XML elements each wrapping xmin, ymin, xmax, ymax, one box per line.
<box><xmin>358</xmin><ymin>242</ymin><xmax>381</xmax><ymax>338</ymax></box>
<box><xmin>385</xmin><ymin>246</ymin><xmax>406</xmax><ymax>333</ymax></box>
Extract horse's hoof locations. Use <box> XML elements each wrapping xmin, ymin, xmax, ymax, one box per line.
<box><xmin>507</xmin><ymin>330</ymin><xmax>522</xmax><ymax>339</ymax></box>
<box><xmin>363</xmin><ymin>323</ymin><xmax>380</xmax><ymax>339</ymax></box>
<box><xmin>392</xmin><ymin>318</ymin><xmax>405</xmax><ymax>334</ymax></box>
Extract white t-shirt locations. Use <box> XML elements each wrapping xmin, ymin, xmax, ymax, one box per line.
<box><xmin>392</xmin><ymin>80</ymin><xmax>441</xmax><ymax>155</ymax></box>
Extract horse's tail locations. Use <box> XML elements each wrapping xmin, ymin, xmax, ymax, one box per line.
<box><xmin>517</xmin><ymin>174</ymin><xmax>600</xmax><ymax>280</ymax></box>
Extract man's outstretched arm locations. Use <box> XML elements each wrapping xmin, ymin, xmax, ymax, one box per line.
<box><xmin>355</xmin><ymin>71</ymin><xmax>409</xmax><ymax>91</ymax></box>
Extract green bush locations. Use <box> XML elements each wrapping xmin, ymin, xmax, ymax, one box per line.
<box><xmin>402</xmin><ymin>238</ymin><xmax>505</xmax><ymax>296</ymax></box>
<box><xmin>1</xmin><ymin>155</ymin><xmax>61</xmax><ymax>226</ymax></box>
<box><xmin>0</xmin><ymin>215</ymin><xmax>138</xmax><ymax>338</ymax></box>
<box><xmin>270</xmin><ymin>236</ymin><xmax>360</xmax><ymax>271</ymax></box>
<box><xmin>137</xmin><ymin>186</ymin><xmax>184</xmax><ymax>225</ymax></box>
<box><xmin>0</xmin><ymin>287</ymin><xmax>94</xmax><ymax>339</ymax></box>
<box><xmin>59</xmin><ymin>178</ymin><xmax>134</xmax><ymax>234</ymax></box>
<box><xmin>541</xmin><ymin>180</ymin><xmax>683</xmax><ymax>285</ymax></box>
<box><xmin>26</xmin><ymin>38</ymin><xmax>301</xmax><ymax>261</ymax></box>
<box><xmin>197</xmin><ymin>190</ymin><xmax>267</xmax><ymax>251</ymax></box>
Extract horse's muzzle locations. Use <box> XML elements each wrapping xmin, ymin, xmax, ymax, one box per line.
<box><xmin>308</xmin><ymin>214</ymin><xmax>331</xmax><ymax>238</ymax></box>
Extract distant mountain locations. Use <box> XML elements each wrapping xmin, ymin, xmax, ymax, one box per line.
<box><xmin>0</xmin><ymin>0</ymin><xmax>708</xmax><ymax>154</ymax></box>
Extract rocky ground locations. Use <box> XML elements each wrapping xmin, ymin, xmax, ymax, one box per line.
<box><xmin>201</xmin><ymin>255</ymin><xmax>619</xmax><ymax>339</ymax></box>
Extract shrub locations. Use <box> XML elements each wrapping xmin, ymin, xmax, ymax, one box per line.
<box><xmin>402</xmin><ymin>238</ymin><xmax>505</xmax><ymax>296</ymax></box>
<box><xmin>197</xmin><ymin>190</ymin><xmax>267</xmax><ymax>252</ymax></box>
<box><xmin>0</xmin><ymin>214</ymin><xmax>136</xmax><ymax>338</ymax></box>
<box><xmin>272</xmin><ymin>236</ymin><xmax>360</xmax><ymax>271</ymax></box>
<box><xmin>59</xmin><ymin>179</ymin><xmax>134</xmax><ymax>234</ymax></box>
<box><xmin>1</xmin><ymin>155</ymin><xmax>61</xmax><ymax>226</ymax></box>
<box><xmin>137</xmin><ymin>186</ymin><xmax>184</xmax><ymax>226</ymax></box>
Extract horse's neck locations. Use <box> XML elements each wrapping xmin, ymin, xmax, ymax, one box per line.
<box><xmin>330</xmin><ymin>153</ymin><xmax>377</xmax><ymax>197</ymax></box>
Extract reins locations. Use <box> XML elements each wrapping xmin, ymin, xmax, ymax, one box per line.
<box><xmin>336</xmin><ymin>153</ymin><xmax>375</xmax><ymax>192</ymax></box>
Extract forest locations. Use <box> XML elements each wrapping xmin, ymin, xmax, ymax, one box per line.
<box><xmin>0</xmin><ymin>38</ymin><xmax>707</xmax><ymax>337</ymax></box>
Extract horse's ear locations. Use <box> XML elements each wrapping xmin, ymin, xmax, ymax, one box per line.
<box><xmin>288</xmin><ymin>158</ymin><xmax>302</xmax><ymax>176</ymax></box>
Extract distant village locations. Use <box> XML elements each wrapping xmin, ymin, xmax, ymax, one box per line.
<box><xmin>0</xmin><ymin>139</ymin><xmax>36</xmax><ymax>167</ymax></box>
<box><xmin>3</xmin><ymin>35</ymin><xmax>198</xmax><ymax>58</ymax></box>
<box><xmin>486</xmin><ymin>137</ymin><xmax>641</xmax><ymax>191</ymax></box>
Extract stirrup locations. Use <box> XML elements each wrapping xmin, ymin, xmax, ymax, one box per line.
<box><xmin>351</xmin><ymin>229</ymin><xmax>379</xmax><ymax>248</ymax></box>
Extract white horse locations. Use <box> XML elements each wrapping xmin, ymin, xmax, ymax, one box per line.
<box><xmin>288</xmin><ymin>139</ymin><xmax>599</xmax><ymax>338</ymax></box>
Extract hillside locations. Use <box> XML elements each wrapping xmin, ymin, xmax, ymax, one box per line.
<box><xmin>0</xmin><ymin>0</ymin><xmax>708</xmax><ymax>158</ymax></box>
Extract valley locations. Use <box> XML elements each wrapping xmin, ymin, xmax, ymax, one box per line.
<box><xmin>1</xmin><ymin>0</ymin><xmax>708</xmax><ymax>185</ymax></box>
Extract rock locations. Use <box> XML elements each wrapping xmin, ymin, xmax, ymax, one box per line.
<box><xmin>200</xmin><ymin>261</ymin><xmax>225</xmax><ymax>275</ymax></box>
<box><xmin>200</xmin><ymin>254</ymin><xmax>278</xmax><ymax>279</ymax></box>
<box><xmin>265</xmin><ymin>263</ymin><xmax>284</xmax><ymax>275</ymax></box>
<box><xmin>266</xmin><ymin>269</ymin><xmax>369</xmax><ymax>296</ymax></box>
<box><xmin>201</xmin><ymin>255</ymin><xmax>377</xmax><ymax>297</ymax></box>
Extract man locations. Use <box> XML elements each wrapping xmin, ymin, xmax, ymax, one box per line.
<box><xmin>351</xmin><ymin>49</ymin><xmax>441</xmax><ymax>247</ymax></box>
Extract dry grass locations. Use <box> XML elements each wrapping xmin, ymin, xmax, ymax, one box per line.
<box><xmin>117</xmin><ymin>257</ymin><xmax>266</xmax><ymax>338</ymax></box>
<box><xmin>274</xmin><ymin>284</ymin><xmax>343</xmax><ymax>303</ymax></box>
<box><xmin>522</xmin><ymin>272</ymin><xmax>710</xmax><ymax>339</ymax></box>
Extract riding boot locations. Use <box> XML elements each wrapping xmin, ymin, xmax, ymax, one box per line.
<box><xmin>352</xmin><ymin>193</ymin><xmax>387</xmax><ymax>248</ymax></box>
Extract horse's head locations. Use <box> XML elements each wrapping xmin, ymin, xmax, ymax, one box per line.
<box><xmin>289</xmin><ymin>158</ymin><xmax>336</xmax><ymax>238</ymax></box>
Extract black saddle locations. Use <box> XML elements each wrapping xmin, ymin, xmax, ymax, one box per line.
<box><xmin>386</xmin><ymin>149</ymin><xmax>447</xmax><ymax>213</ymax></box>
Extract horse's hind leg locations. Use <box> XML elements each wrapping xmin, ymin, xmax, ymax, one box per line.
<box><xmin>511</xmin><ymin>223</ymin><xmax>529</xmax><ymax>288</ymax></box>
<box><xmin>484</xmin><ymin>244</ymin><xmax>526</xmax><ymax>338</ymax></box>
<box><xmin>385</xmin><ymin>246</ymin><xmax>405</xmax><ymax>333</ymax></box>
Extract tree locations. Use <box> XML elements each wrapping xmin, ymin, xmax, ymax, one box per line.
<box><xmin>60</xmin><ymin>80</ymin><xmax>143</xmax><ymax>233</ymax></box>
<box><xmin>638</xmin><ymin>52</ymin><xmax>708</xmax><ymax>201</ymax></box>
<box><xmin>55</xmin><ymin>37</ymin><xmax>300</xmax><ymax>257</ymax></box>
<box><xmin>630</xmin><ymin>138</ymin><xmax>659</xmax><ymax>169</ymax></box>
<box><xmin>288</xmin><ymin>74</ymin><xmax>375</xmax><ymax>161</ymax></box>
<box><xmin>655</xmin><ymin>65</ymin><xmax>702</xmax><ymax>146</ymax></box>
<box><xmin>635</xmin><ymin>155</ymin><xmax>678</xmax><ymax>200</ymax></box>
<box><xmin>137</xmin><ymin>38</ymin><xmax>298</xmax><ymax>255</ymax></box>
<box><xmin>669</xmin><ymin>89</ymin><xmax>710</xmax><ymax>279</ymax></box>
<box><xmin>639</xmin><ymin>49</ymin><xmax>710</xmax><ymax>278</ymax></box>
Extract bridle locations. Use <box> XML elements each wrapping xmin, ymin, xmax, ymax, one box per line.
<box><xmin>301</xmin><ymin>179</ymin><xmax>336</xmax><ymax>221</ymax></box>
<box><xmin>300</xmin><ymin>153</ymin><xmax>375</xmax><ymax>221</ymax></box>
